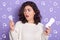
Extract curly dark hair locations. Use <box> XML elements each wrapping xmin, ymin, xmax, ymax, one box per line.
<box><xmin>18</xmin><ymin>1</ymin><xmax>42</xmax><ymax>25</ymax></box>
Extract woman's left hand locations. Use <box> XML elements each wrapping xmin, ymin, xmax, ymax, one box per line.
<box><xmin>44</xmin><ymin>27</ymin><xmax>50</xmax><ymax>36</ymax></box>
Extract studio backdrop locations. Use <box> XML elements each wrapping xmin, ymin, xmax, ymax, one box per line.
<box><xmin>0</xmin><ymin>0</ymin><xmax>60</xmax><ymax>40</ymax></box>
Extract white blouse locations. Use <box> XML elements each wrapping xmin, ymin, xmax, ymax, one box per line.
<box><xmin>9</xmin><ymin>21</ymin><xmax>49</xmax><ymax>40</ymax></box>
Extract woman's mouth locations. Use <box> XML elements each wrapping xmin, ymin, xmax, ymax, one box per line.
<box><xmin>25</xmin><ymin>15</ymin><xmax>29</xmax><ymax>17</ymax></box>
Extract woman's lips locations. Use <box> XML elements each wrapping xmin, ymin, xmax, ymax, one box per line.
<box><xmin>25</xmin><ymin>15</ymin><xmax>29</xmax><ymax>17</ymax></box>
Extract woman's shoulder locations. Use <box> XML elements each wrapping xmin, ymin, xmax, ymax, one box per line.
<box><xmin>37</xmin><ymin>22</ymin><xmax>44</xmax><ymax>27</ymax></box>
<box><xmin>15</xmin><ymin>21</ymin><xmax>23</xmax><ymax>26</ymax></box>
<box><xmin>37</xmin><ymin>23</ymin><xmax>44</xmax><ymax>33</ymax></box>
<box><xmin>16</xmin><ymin>21</ymin><xmax>22</xmax><ymax>24</ymax></box>
<box><xmin>15</xmin><ymin>21</ymin><xmax>23</xmax><ymax>28</ymax></box>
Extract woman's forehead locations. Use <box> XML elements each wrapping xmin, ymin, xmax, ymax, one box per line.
<box><xmin>24</xmin><ymin>5</ymin><xmax>33</xmax><ymax>9</ymax></box>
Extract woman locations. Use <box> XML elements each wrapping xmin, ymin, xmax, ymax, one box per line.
<box><xmin>9</xmin><ymin>1</ymin><xmax>50</xmax><ymax>40</ymax></box>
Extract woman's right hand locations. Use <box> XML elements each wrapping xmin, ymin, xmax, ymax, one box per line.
<box><xmin>9</xmin><ymin>20</ymin><xmax>14</xmax><ymax>31</ymax></box>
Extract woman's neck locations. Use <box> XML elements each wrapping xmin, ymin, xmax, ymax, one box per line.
<box><xmin>28</xmin><ymin>19</ymin><xmax>34</xmax><ymax>24</ymax></box>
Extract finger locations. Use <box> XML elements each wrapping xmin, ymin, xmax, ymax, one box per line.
<box><xmin>46</xmin><ymin>30</ymin><xmax>50</xmax><ymax>34</ymax></box>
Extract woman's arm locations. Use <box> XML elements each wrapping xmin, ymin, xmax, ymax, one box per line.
<box><xmin>9</xmin><ymin>29</ymin><xmax>19</xmax><ymax>40</ymax></box>
<box><xmin>9</xmin><ymin>21</ymin><xmax>21</xmax><ymax>40</ymax></box>
<box><xmin>41</xmin><ymin>27</ymin><xmax>50</xmax><ymax>40</ymax></box>
<box><xmin>40</xmin><ymin>23</ymin><xmax>50</xmax><ymax>40</ymax></box>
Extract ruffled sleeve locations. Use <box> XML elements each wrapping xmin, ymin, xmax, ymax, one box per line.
<box><xmin>38</xmin><ymin>23</ymin><xmax>49</xmax><ymax>40</ymax></box>
<box><xmin>9</xmin><ymin>21</ymin><xmax>22</xmax><ymax>40</ymax></box>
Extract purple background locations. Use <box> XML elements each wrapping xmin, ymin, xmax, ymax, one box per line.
<box><xmin>0</xmin><ymin>0</ymin><xmax>60</xmax><ymax>40</ymax></box>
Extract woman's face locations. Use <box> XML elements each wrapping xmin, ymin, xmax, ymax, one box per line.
<box><xmin>24</xmin><ymin>5</ymin><xmax>35</xmax><ymax>21</ymax></box>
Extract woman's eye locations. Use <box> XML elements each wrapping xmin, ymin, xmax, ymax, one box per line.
<box><xmin>28</xmin><ymin>9</ymin><xmax>30</xmax><ymax>12</ymax></box>
<box><xmin>24</xmin><ymin>9</ymin><xmax>31</xmax><ymax>12</ymax></box>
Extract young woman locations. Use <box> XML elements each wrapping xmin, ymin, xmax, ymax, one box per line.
<box><xmin>9</xmin><ymin>1</ymin><xmax>50</xmax><ymax>40</ymax></box>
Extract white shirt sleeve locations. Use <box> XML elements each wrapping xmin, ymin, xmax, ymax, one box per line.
<box><xmin>9</xmin><ymin>21</ymin><xmax>22</xmax><ymax>40</ymax></box>
<box><xmin>41</xmin><ymin>24</ymin><xmax>49</xmax><ymax>40</ymax></box>
<box><xmin>39</xmin><ymin>23</ymin><xmax>49</xmax><ymax>40</ymax></box>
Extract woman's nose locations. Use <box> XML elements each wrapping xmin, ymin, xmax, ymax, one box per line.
<box><xmin>25</xmin><ymin>10</ymin><xmax>29</xmax><ymax>14</ymax></box>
